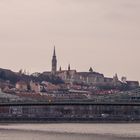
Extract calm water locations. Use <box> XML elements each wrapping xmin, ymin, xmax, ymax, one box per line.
<box><xmin>0</xmin><ymin>123</ymin><xmax>140</xmax><ymax>140</ymax></box>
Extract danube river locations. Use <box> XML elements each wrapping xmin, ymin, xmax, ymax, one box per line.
<box><xmin>0</xmin><ymin>123</ymin><xmax>140</xmax><ymax>140</ymax></box>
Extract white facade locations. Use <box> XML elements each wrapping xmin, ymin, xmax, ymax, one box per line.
<box><xmin>30</xmin><ymin>81</ymin><xmax>40</xmax><ymax>93</ymax></box>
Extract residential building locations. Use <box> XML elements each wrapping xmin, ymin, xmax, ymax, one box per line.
<box><xmin>30</xmin><ymin>81</ymin><xmax>40</xmax><ymax>93</ymax></box>
<box><xmin>16</xmin><ymin>81</ymin><xmax>28</xmax><ymax>91</ymax></box>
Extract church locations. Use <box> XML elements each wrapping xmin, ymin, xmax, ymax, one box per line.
<box><xmin>50</xmin><ymin>47</ymin><xmax>124</xmax><ymax>87</ymax></box>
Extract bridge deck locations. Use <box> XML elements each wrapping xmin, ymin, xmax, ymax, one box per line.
<box><xmin>0</xmin><ymin>101</ymin><xmax>140</xmax><ymax>106</ymax></box>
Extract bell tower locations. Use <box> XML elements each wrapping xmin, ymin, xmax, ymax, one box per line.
<box><xmin>52</xmin><ymin>46</ymin><xmax>57</xmax><ymax>75</ymax></box>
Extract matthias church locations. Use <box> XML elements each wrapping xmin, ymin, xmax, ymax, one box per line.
<box><xmin>45</xmin><ymin>47</ymin><xmax>139</xmax><ymax>88</ymax></box>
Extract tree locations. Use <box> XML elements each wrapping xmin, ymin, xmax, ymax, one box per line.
<box><xmin>0</xmin><ymin>71</ymin><xmax>6</xmax><ymax>80</ymax></box>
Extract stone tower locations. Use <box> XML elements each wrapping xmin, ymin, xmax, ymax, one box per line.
<box><xmin>52</xmin><ymin>46</ymin><xmax>57</xmax><ymax>75</ymax></box>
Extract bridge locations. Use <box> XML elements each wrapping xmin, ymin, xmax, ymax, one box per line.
<box><xmin>0</xmin><ymin>88</ymin><xmax>140</xmax><ymax>121</ymax></box>
<box><xmin>0</xmin><ymin>100</ymin><xmax>140</xmax><ymax>122</ymax></box>
<box><xmin>0</xmin><ymin>100</ymin><xmax>140</xmax><ymax>106</ymax></box>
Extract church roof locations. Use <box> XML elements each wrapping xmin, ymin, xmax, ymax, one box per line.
<box><xmin>77</xmin><ymin>72</ymin><xmax>104</xmax><ymax>77</ymax></box>
<box><xmin>57</xmin><ymin>70</ymin><xmax>76</xmax><ymax>73</ymax></box>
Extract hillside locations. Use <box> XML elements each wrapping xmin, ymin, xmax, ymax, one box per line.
<box><xmin>0</xmin><ymin>68</ymin><xmax>64</xmax><ymax>85</ymax></box>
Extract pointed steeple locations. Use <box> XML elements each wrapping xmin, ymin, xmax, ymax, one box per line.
<box><xmin>52</xmin><ymin>46</ymin><xmax>57</xmax><ymax>75</ymax></box>
<box><xmin>113</xmin><ymin>73</ymin><xmax>119</xmax><ymax>82</ymax></box>
<box><xmin>68</xmin><ymin>64</ymin><xmax>71</xmax><ymax>71</ymax></box>
<box><xmin>114</xmin><ymin>73</ymin><xmax>118</xmax><ymax>80</ymax></box>
<box><xmin>53</xmin><ymin>46</ymin><xmax>56</xmax><ymax>57</ymax></box>
<box><xmin>59</xmin><ymin>66</ymin><xmax>62</xmax><ymax>72</ymax></box>
<box><xmin>89</xmin><ymin>67</ymin><xmax>93</xmax><ymax>73</ymax></box>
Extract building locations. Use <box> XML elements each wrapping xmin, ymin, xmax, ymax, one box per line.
<box><xmin>126</xmin><ymin>81</ymin><xmax>139</xmax><ymax>89</ymax></box>
<box><xmin>41</xmin><ymin>81</ymin><xmax>59</xmax><ymax>92</ymax></box>
<box><xmin>44</xmin><ymin>47</ymin><xmax>139</xmax><ymax>89</ymax></box>
<box><xmin>75</xmin><ymin>71</ymin><xmax>105</xmax><ymax>85</ymax></box>
<box><xmin>50</xmin><ymin>48</ymin><xmax>103</xmax><ymax>85</ymax></box>
<box><xmin>16</xmin><ymin>81</ymin><xmax>28</xmax><ymax>91</ymax></box>
<box><xmin>30</xmin><ymin>81</ymin><xmax>41</xmax><ymax>93</ymax></box>
<box><xmin>57</xmin><ymin>65</ymin><xmax>77</xmax><ymax>84</ymax></box>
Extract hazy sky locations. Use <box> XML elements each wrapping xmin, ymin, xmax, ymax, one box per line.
<box><xmin>0</xmin><ymin>0</ymin><xmax>140</xmax><ymax>81</ymax></box>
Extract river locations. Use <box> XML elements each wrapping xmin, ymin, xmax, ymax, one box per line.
<box><xmin>0</xmin><ymin>123</ymin><xmax>140</xmax><ymax>140</ymax></box>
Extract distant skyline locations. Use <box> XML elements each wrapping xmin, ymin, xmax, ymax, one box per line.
<box><xmin>0</xmin><ymin>0</ymin><xmax>140</xmax><ymax>81</ymax></box>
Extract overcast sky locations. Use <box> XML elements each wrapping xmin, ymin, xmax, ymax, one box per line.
<box><xmin>0</xmin><ymin>0</ymin><xmax>140</xmax><ymax>81</ymax></box>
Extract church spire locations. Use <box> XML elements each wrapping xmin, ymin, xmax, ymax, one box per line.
<box><xmin>59</xmin><ymin>66</ymin><xmax>62</xmax><ymax>72</ymax></box>
<box><xmin>53</xmin><ymin>46</ymin><xmax>56</xmax><ymax>57</ymax></box>
<box><xmin>52</xmin><ymin>46</ymin><xmax>57</xmax><ymax>75</ymax></box>
<box><xmin>68</xmin><ymin>64</ymin><xmax>71</xmax><ymax>71</ymax></box>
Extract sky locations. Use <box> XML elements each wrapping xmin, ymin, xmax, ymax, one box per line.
<box><xmin>0</xmin><ymin>0</ymin><xmax>140</xmax><ymax>81</ymax></box>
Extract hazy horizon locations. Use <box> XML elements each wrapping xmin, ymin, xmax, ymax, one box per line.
<box><xmin>0</xmin><ymin>0</ymin><xmax>140</xmax><ymax>82</ymax></box>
